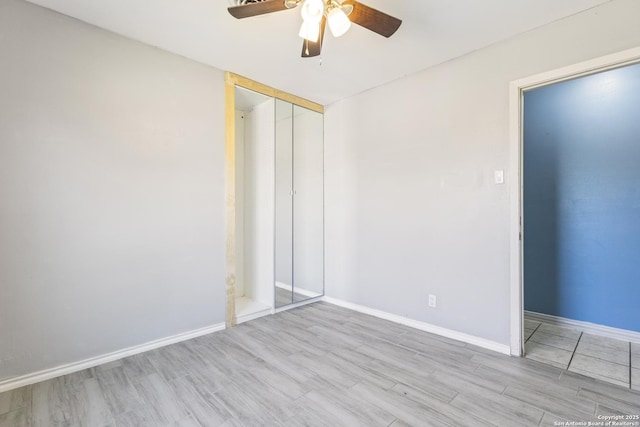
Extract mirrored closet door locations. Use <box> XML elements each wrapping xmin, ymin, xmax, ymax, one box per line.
<box><xmin>274</xmin><ymin>100</ymin><xmax>324</xmax><ymax>308</ymax></box>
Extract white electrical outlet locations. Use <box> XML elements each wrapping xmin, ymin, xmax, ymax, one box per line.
<box><xmin>428</xmin><ymin>294</ymin><xmax>437</xmax><ymax>308</ymax></box>
<box><xmin>494</xmin><ymin>170</ymin><xmax>504</xmax><ymax>184</ymax></box>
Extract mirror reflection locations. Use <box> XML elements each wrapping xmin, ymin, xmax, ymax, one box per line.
<box><xmin>275</xmin><ymin>100</ymin><xmax>324</xmax><ymax>307</ymax></box>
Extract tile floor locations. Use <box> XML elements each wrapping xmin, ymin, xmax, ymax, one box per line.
<box><xmin>524</xmin><ymin>318</ymin><xmax>640</xmax><ymax>390</ymax></box>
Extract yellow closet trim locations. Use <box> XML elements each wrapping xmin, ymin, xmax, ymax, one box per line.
<box><xmin>226</xmin><ymin>72</ymin><xmax>324</xmax><ymax>113</ymax></box>
<box><xmin>224</xmin><ymin>73</ymin><xmax>237</xmax><ymax>328</ymax></box>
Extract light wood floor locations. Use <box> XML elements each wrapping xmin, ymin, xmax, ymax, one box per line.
<box><xmin>1</xmin><ymin>302</ymin><xmax>640</xmax><ymax>426</ymax></box>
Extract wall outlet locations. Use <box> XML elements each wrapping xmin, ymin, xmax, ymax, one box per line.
<box><xmin>428</xmin><ymin>294</ymin><xmax>437</xmax><ymax>308</ymax></box>
<box><xmin>494</xmin><ymin>170</ymin><xmax>504</xmax><ymax>184</ymax></box>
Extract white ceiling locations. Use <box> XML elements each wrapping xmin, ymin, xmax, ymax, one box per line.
<box><xmin>24</xmin><ymin>0</ymin><xmax>611</xmax><ymax>105</ymax></box>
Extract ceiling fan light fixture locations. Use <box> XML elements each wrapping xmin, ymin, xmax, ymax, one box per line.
<box><xmin>327</xmin><ymin>5</ymin><xmax>351</xmax><ymax>37</ymax></box>
<box><xmin>298</xmin><ymin>20</ymin><xmax>320</xmax><ymax>42</ymax></box>
<box><xmin>301</xmin><ymin>0</ymin><xmax>323</xmax><ymax>23</ymax></box>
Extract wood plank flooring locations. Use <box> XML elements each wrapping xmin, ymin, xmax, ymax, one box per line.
<box><xmin>1</xmin><ymin>302</ymin><xmax>639</xmax><ymax>426</ymax></box>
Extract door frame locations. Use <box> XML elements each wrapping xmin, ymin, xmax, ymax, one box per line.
<box><xmin>508</xmin><ymin>47</ymin><xmax>640</xmax><ymax>356</ymax></box>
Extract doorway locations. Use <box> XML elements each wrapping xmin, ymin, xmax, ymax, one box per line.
<box><xmin>509</xmin><ymin>48</ymin><xmax>640</xmax><ymax>358</ymax></box>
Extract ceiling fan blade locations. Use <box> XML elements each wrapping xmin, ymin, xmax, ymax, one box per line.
<box><xmin>342</xmin><ymin>0</ymin><xmax>402</xmax><ymax>38</ymax></box>
<box><xmin>301</xmin><ymin>16</ymin><xmax>326</xmax><ymax>58</ymax></box>
<box><xmin>228</xmin><ymin>0</ymin><xmax>289</xmax><ymax>19</ymax></box>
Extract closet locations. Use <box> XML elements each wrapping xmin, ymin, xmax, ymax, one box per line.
<box><xmin>233</xmin><ymin>87</ymin><xmax>274</xmax><ymax>323</ymax></box>
<box><xmin>226</xmin><ymin>74</ymin><xmax>324</xmax><ymax>325</ymax></box>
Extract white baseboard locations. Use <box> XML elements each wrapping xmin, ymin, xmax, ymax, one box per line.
<box><xmin>524</xmin><ymin>311</ymin><xmax>640</xmax><ymax>344</ymax></box>
<box><xmin>0</xmin><ymin>322</ymin><xmax>226</xmax><ymax>393</ymax></box>
<box><xmin>323</xmin><ymin>296</ymin><xmax>511</xmax><ymax>355</ymax></box>
<box><xmin>236</xmin><ymin>307</ymin><xmax>273</xmax><ymax>324</ymax></box>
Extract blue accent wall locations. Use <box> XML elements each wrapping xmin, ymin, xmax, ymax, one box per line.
<box><xmin>523</xmin><ymin>62</ymin><xmax>640</xmax><ymax>332</ymax></box>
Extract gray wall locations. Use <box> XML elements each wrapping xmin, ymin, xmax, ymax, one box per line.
<box><xmin>0</xmin><ymin>0</ymin><xmax>226</xmax><ymax>380</ymax></box>
<box><xmin>324</xmin><ymin>0</ymin><xmax>640</xmax><ymax>345</ymax></box>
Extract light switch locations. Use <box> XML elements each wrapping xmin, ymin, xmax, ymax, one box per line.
<box><xmin>494</xmin><ymin>170</ymin><xmax>504</xmax><ymax>184</ymax></box>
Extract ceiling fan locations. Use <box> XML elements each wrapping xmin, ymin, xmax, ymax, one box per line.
<box><xmin>227</xmin><ymin>0</ymin><xmax>402</xmax><ymax>58</ymax></box>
